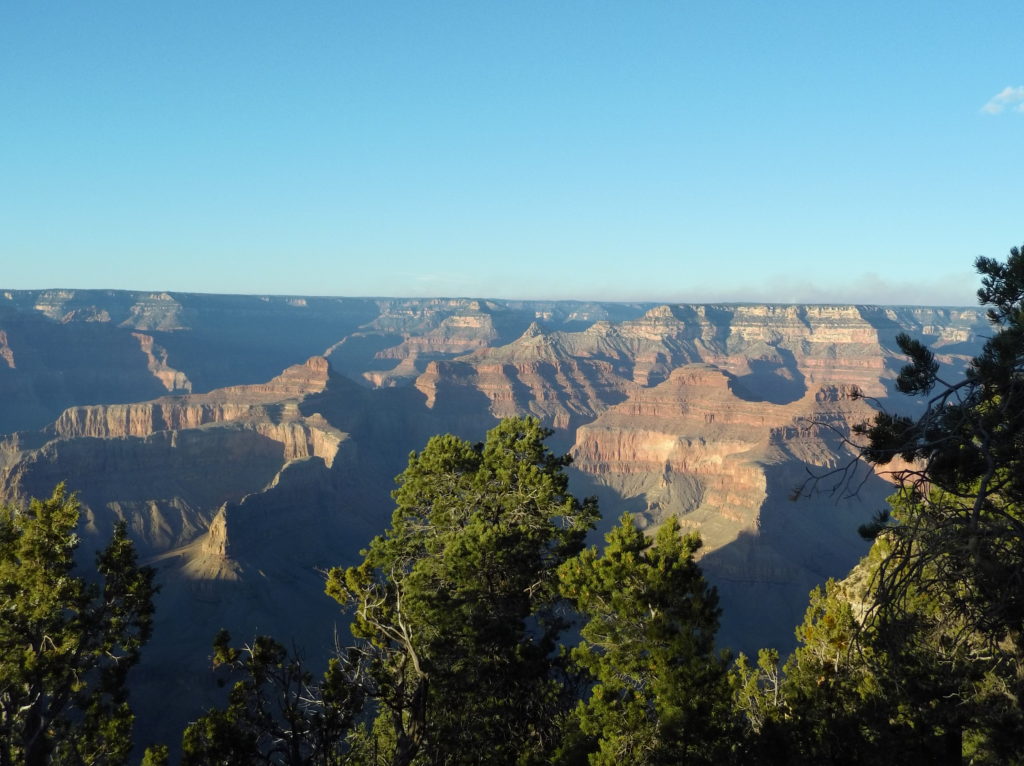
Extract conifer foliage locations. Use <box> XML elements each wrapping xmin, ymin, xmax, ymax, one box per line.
<box><xmin>0</xmin><ymin>484</ymin><xmax>156</xmax><ymax>766</ymax></box>
<box><xmin>181</xmin><ymin>631</ymin><xmax>365</xmax><ymax>765</ymax></box>
<box><xmin>733</xmin><ymin>243</ymin><xmax>1024</xmax><ymax>763</ymax></box>
<box><xmin>855</xmin><ymin>246</ymin><xmax>1024</xmax><ymax>646</ymax></box>
<box><xmin>326</xmin><ymin>417</ymin><xmax>599</xmax><ymax>766</ymax></box>
<box><xmin>852</xmin><ymin>244</ymin><xmax>1024</xmax><ymax>757</ymax></box>
<box><xmin>559</xmin><ymin>515</ymin><xmax>733</xmax><ymax>765</ymax></box>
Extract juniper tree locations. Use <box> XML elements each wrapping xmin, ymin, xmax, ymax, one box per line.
<box><xmin>734</xmin><ymin>530</ymin><xmax>1012</xmax><ymax>765</ymax></box>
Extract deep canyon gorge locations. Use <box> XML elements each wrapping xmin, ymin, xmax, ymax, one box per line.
<box><xmin>0</xmin><ymin>289</ymin><xmax>989</xmax><ymax>746</ymax></box>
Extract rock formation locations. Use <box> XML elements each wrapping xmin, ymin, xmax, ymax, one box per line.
<box><xmin>0</xmin><ymin>289</ymin><xmax>993</xmax><ymax>750</ymax></box>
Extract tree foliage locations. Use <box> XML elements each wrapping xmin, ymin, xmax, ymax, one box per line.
<box><xmin>850</xmin><ymin>243</ymin><xmax>1024</xmax><ymax>757</ymax></box>
<box><xmin>559</xmin><ymin>515</ymin><xmax>734</xmax><ymax>765</ymax></box>
<box><xmin>181</xmin><ymin>631</ymin><xmax>365</xmax><ymax>766</ymax></box>
<box><xmin>734</xmin><ymin>535</ymin><xmax>1018</xmax><ymax>764</ymax></box>
<box><xmin>0</xmin><ymin>484</ymin><xmax>157</xmax><ymax>766</ymax></box>
<box><xmin>733</xmin><ymin>578</ymin><xmax>879</xmax><ymax>765</ymax></box>
<box><xmin>730</xmin><ymin>242</ymin><xmax>1024</xmax><ymax>763</ymax></box>
<box><xmin>325</xmin><ymin>417</ymin><xmax>599</xmax><ymax>766</ymax></box>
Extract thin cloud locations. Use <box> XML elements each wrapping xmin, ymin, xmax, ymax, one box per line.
<box><xmin>981</xmin><ymin>86</ymin><xmax>1024</xmax><ymax>115</ymax></box>
<box><xmin>663</xmin><ymin>271</ymin><xmax>979</xmax><ymax>307</ymax></box>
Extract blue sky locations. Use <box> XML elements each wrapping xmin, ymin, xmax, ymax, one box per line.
<box><xmin>2</xmin><ymin>2</ymin><xmax>1021</xmax><ymax>305</ymax></box>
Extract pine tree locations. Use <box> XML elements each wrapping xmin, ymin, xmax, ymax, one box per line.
<box><xmin>0</xmin><ymin>484</ymin><xmax>156</xmax><ymax>766</ymax></box>
<box><xmin>558</xmin><ymin>515</ymin><xmax>734</xmax><ymax>765</ymax></box>
<box><xmin>326</xmin><ymin>417</ymin><xmax>598</xmax><ymax>765</ymax></box>
<box><xmin>852</xmin><ymin>244</ymin><xmax>1024</xmax><ymax>758</ymax></box>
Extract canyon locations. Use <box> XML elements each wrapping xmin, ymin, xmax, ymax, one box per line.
<box><xmin>0</xmin><ymin>289</ymin><xmax>990</xmax><ymax>746</ymax></box>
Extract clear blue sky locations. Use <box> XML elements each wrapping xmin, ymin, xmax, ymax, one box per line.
<box><xmin>2</xmin><ymin>2</ymin><xmax>1021</xmax><ymax>304</ymax></box>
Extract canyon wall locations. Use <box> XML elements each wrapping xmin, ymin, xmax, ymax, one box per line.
<box><xmin>0</xmin><ymin>289</ymin><xmax>992</xmax><ymax>748</ymax></box>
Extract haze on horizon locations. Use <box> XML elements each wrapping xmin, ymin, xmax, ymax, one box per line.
<box><xmin>2</xmin><ymin>2</ymin><xmax>1021</xmax><ymax>306</ymax></box>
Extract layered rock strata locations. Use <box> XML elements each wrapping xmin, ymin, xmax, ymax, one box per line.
<box><xmin>0</xmin><ymin>356</ymin><xmax>350</xmax><ymax>557</ymax></box>
<box><xmin>0</xmin><ymin>290</ymin><xmax>995</xmax><ymax>749</ymax></box>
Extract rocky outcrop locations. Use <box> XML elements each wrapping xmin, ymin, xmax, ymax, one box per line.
<box><xmin>375</xmin><ymin>307</ymin><xmax>499</xmax><ymax>359</ymax></box>
<box><xmin>0</xmin><ymin>356</ymin><xmax>353</xmax><ymax>559</ymax></box>
<box><xmin>46</xmin><ymin>357</ymin><xmax>344</xmax><ymax>467</ymax></box>
<box><xmin>0</xmin><ymin>330</ymin><xmax>14</xmax><ymax>369</ymax></box>
<box><xmin>132</xmin><ymin>332</ymin><xmax>191</xmax><ymax>392</ymax></box>
<box><xmin>118</xmin><ymin>293</ymin><xmax>189</xmax><ymax>331</ymax></box>
<box><xmin>212</xmin><ymin>355</ymin><xmax>333</xmax><ymax>401</ymax></box>
<box><xmin>569</xmin><ymin>357</ymin><xmax>890</xmax><ymax>653</ymax></box>
<box><xmin>573</xmin><ymin>365</ymin><xmax>769</xmax><ymax>539</ymax></box>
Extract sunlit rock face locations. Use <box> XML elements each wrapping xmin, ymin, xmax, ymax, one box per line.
<box><xmin>0</xmin><ymin>290</ymin><xmax>991</xmax><ymax>749</ymax></box>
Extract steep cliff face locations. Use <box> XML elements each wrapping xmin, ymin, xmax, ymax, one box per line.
<box><xmin>0</xmin><ymin>296</ymin><xmax>991</xmax><ymax>580</ymax></box>
<box><xmin>573</xmin><ymin>364</ymin><xmax>772</xmax><ymax>536</ymax></box>
<box><xmin>0</xmin><ymin>291</ymin><xmax>386</xmax><ymax>434</ymax></box>
<box><xmin>568</xmin><ymin>359</ymin><xmax>893</xmax><ymax>651</ymax></box>
<box><xmin>44</xmin><ymin>357</ymin><xmax>344</xmax><ymax>465</ymax></box>
<box><xmin>416</xmin><ymin>351</ymin><xmax>629</xmax><ymax>433</ymax></box>
<box><xmin>0</xmin><ymin>428</ymin><xmax>287</xmax><ymax>553</ymax></box>
<box><xmin>0</xmin><ymin>351</ymin><xmax>425</xmax><ymax>748</ymax></box>
<box><xmin>374</xmin><ymin>304</ymin><xmax>500</xmax><ymax>357</ymax></box>
<box><xmin>0</xmin><ymin>292</ymin><xmax>660</xmax><ymax>435</ymax></box>
<box><xmin>327</xmin><ymin>298</ymin><xmax>653</xmax><ymax>388</ymax></box>
<box><xmin>405</xmin><ymin>301</ymin><xmax>944</xmax><ymax>438</ymax></box>
<box><xmin>400</xmin><ymin>303</ymin><xmax>985</xmax><ymax>572</ymax></box>
<box><xmin>0</xmin><ymin>319</ymin><xmax>171</xmax><ymax>433</ymax></box>
<box><xmin>0</xmin><ymin>356</ymin><xmax>351</xmax><ymax>558</ymax></box>
<box><xmin>0</xmin><ymin>330</ymin><xmax>14</xmax><ymax>369</ymax></box>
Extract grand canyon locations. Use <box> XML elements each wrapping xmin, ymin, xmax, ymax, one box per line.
<box><xmin>0</xmin><ymin>289</ymin><xmax>989</xmax><ymax>745</ymax></box>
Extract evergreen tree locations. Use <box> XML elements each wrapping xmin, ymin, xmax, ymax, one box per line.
<box><xmin>0</xmin><ymin>484</ymin><xmax>157</xmax><ymax>766</ymax></box>
<box><xmin>743</xmin><ymin>579</ymin><xmax>885</xmax><ymax>765</ymax></box>
<box><xmin>734</xmin><ymin>528</ymin><xmax>1014</xmax><ymax>764</ymax></box>
<box><xmin>181</xmin><ymin>631</ymin><xmax>365</xmax><ymax>765</ymax></box>
<box><xmin>558</xmin><ymin>515</ymin><xmax>734</xmax><ymax>765</ymax></box>
<box><xmin>852</xmin><ymin>243</ymin><xmax>1024</xmax><ymax>758</ymax></box>
<box><xmin>326</xmin><ymin>417</ymin><xmax>598</xmax><ymax>766</ymax></box>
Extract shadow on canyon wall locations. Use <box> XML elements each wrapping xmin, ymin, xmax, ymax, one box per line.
<box><xmin>699</xmin><ymin>454</ymin><xmax>886</xmax><ymax>659</ymax></box>
<box><xmin>729</xmin><ymin>346</ymin><xmax>807</xmax><ymax>406</ymax></box>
